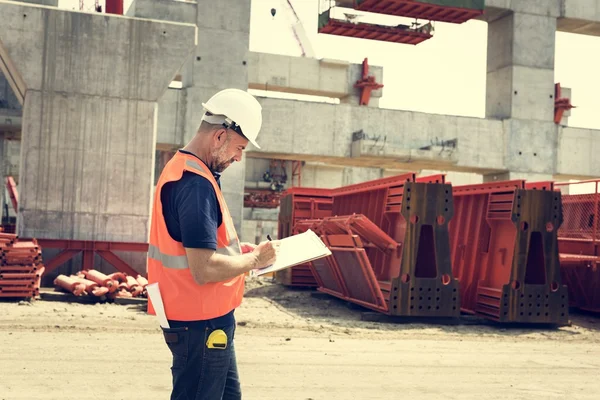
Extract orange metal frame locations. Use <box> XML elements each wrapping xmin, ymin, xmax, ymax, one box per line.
<box><xmin>354</xmin><ymin>58</ymin><xmax>383</xmax><ymax>106</ymax></box>
<box><xmin>302</xmin><ymin>173</ymin><xmax>460</xmax><ymax>317</ymax></box>
<box><xmin>449</xmin><ymin>180</ymin><xmax>568</xmax><ymax>324</ymax></box>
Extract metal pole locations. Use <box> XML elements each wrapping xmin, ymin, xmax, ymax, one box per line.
<box><xmin>594</xmin><ymin>181</ymin><xmax>599</xmax><ymax>250</ymax></box>
<box><xmin>0</xmin><ymin>133</ymin><xmax>5</xmax><ymax>225</ymax></box>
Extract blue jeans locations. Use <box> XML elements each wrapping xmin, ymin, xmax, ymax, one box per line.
<box><xmin>162</xmin><ymin>316</ymin><xmax>241</xmax><ymax>400</ymax></box>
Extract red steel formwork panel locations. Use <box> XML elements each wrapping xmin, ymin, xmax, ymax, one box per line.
<box><xmin>308</xmin><ymin>173</ymin><xmax>460</xmax><ymax>317</ymax></box>
<box><xmin>318</xmin><ymin>9</ymin><xmax>432</xmax><ymax>45</ymax></box>
<box><xmin>555</xmin><ymin>180</ymin><xmax>600</xmax><ymax>312</ymax></box>
<box><xmin>448</xmin><ymin>180</ymin><xmax>569</xmax><ymax>324</ymax></box>
<box><xmin>276</xmin><ymin>187</ymin><xmax>334</xmax><ymax>286</ymax></box>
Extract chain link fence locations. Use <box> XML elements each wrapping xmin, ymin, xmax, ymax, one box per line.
<box><xmin>555</xmin><ymin>180</ymin><xmax>599</xmax><ymax>243</ymax></box>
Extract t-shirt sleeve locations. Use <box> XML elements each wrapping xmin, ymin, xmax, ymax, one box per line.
<box><xmin>175</xmin><ymin>176</ymin><xmax>220</xmax><ymax>250</ymax></box>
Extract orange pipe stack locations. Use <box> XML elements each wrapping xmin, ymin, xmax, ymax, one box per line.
<box><xmin>0</xmin><ymin>233</ymin><xmax>45</xmax><ymax>299</ymax></box>
<box><xmin>53</xmin><ymin>269</ymin><xmax>148</xmax><ymax>299</ymax></box>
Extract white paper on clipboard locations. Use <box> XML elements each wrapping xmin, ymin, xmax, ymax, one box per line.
<box><xmin>254</xmin><ymin>229</ymin><xmax>331</xmax><ymax>276</ymax></box>
<box><xmin>146</xmin><ymin>282</ymin><xmax>170</xmax><ymax>329</ymax></box>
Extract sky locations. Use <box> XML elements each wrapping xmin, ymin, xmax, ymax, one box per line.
<box><xmin>57</xmin><ymin>0</ymin><xmax>600</xmax><ymax>130</ymax></box>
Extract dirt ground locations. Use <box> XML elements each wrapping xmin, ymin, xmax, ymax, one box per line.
<box><xmin>1</xmin><ymin>277</ymin><xmax>600</xmax><ymax>400</ymax></box>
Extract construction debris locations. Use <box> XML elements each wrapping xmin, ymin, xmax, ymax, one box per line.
<box><xmin>0</xmin><ymin>233</ymin><xmax>44</xmax><ymax>299</ymax></box>
<box><xmin>53</xmin><ymin>269</ymin><xmax>148</xmax><ymax>300</ymax></box>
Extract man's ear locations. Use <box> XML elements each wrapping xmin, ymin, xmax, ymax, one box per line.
<box><xmin>213</xmin><ymin>128</ymin><xmax>228</xmax><ymax>146</ymax></box>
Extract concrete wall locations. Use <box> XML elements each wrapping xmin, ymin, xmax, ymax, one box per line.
<box><xmin>19</xmin><ymin>93</ymin><xmax>158</xmax><ymax>241</ymax></box>
<box><xmin>557</xmin><ymin>126</ymin><xmax>600</xmax><ymax>178</ymax></box>
<box><xmin>0</xmin><ymin>1</ymin><xmax>196</xmax><ymax>253</ymax></box>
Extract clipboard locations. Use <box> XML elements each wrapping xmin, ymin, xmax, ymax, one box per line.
<box><xmin>254</xmin><ymin>229</ymin><xmax>331</xmax><ymax>276</ymax></box>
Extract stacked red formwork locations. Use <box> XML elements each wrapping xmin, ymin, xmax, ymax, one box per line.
<box><xmin>276</xmin><ymin>187</ymin><xmax>334</xmax><ymax>286</ymax></box>
<box><xmin>305</xmin><ymin>173</ymin><xmax>461</xmax><ymax>317</ymax></box>
<box><xmin>0</xmin><ymin>233</ymin><xmax>45</xmax><ymax>299</ymax></box>
<box><xmin>448</xmin><ymin>180</ymin><xmax>569</xmax><ymax>325</ymax></box>
<box><xmin>555</xmin><ymin>179</ymin><xmax>600</xmax><ymax>313</ymax></box>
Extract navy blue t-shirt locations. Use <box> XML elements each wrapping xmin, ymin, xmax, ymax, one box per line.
<box><xmin>161</xmin><ymin>150</ymin><xmax>223</xmax><ymax>250</ymax></box>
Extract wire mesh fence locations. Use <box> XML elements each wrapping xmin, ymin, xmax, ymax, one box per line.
<box><xmin>555</xmin><ymin>180</ymin><xmax>599</xmax><ymax>243</ymax></box>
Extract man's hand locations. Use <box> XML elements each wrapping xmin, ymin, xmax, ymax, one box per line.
<box><xmin>240</xmin><ymin>242</ymin><xmax>257</xmax><ymax>254</ymax></box>
<box><xmin>252</xmin><ymin>240</ymin><xmax>279</xmax><ymax>269</ymax></box>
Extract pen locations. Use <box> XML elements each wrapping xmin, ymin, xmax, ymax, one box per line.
<box><xmin>267</xmin><ymin>234</ymin><xmax>272</xmax><ymax>241</ymax></box>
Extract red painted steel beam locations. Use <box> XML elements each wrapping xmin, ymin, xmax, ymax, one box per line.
<box><xmin>354</xmin><ymin>0</ymin><xmax>483</xmax><ymax>23</ymax></box>
<box><xmin>105</xmin><ymin>0</ymin><xmax>123</xmax><ymax>15</ymax></box>
<box><xmin>525</xmin><ymin>181</ymin><xmax>554</xmax><ymax>191</ymax></box>
<box><xmin>451</xmin><ymin>180</ymin><xmax>525</xmax><ymax>195</ymax></box>
<box><xmin>42</xmin><ymin>250</ymin><xmax>79</xmax><ymax>273</ymax></box>
<box><xmin>23</xmin><ymin>239</ymin><xmax>148</xmax><ymax>275</ymax></box>
<box><xmin>5</xmin><ymin>177</ymin><xmax>18</xmax><ymax>213</ymax></box>
<box><xmin>318</xmin><ymin>19</ymin><xmax>432</xmax><ymax>45</ymax></box>
<box><xmin>33</xmin><ymin>239</ymin><xmax>149</xmax><ymax>252</ymax></box>
<box><xmin>96</xmin><ymin>250</ymin><xmax>139</xmax><ymax>277</ymax></box>
<box><xmin>333</xmin><ymin>173</ymin><xmax>415</xmax><ymax>196</ymax></box>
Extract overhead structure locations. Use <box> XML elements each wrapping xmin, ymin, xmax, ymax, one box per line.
<box><xmin>318</xmin><ymin>8</ymin><xmax>433</xmax><ymax>44</ymax></box>
<box><xmin>335</xmin><ymin>0</ymin><xmax>485</xmax><ymax>24</ymax></box>
<box><xmin>318</xmin><ymin>0</ymin><xmax>484</xmax><ymax>44</ymax></box>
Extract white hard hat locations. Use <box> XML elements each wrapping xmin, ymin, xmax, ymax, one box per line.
<box><xmin>201</xmin><ymin>88</ymin><xmax>263</xmax><ymax>149</ymax></box>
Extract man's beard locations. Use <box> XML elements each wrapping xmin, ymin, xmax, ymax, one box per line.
<box><xmin>213</xmin><ymin>157</ymin><xmax>235</xmax><ymax>173</ymax></box>
<box><xmin>211</xmin><ymin>147</ymin><xmax>235</xmax><ymax>173</ymax></box>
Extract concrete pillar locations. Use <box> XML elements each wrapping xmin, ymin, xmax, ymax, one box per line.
<box><xmin>486</xmin><ymin>11</ymin><xmax>557</xmax><ymax>121</ymax></box>
<box><xmin>183</xmin><ymin>0</ymin><xmax>252</xmax><ymax>236</ymax></box>
<box><xmin>0</xmin><ymin>2</ymin><xmax>196</xmax><ymax>254</ymax></box>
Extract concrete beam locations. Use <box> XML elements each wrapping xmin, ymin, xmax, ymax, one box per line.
<box><xmin>247</xmin><ymin>52</ymin><xmax>383</xmax><ymax>101</ymax></box>
<box><xmin>482</xmin><ymin>0</ymin><xmax>600</xmax><ymax>37</ymax></box>
<box><xmin>248</xmin><ymin>97</ymin><xmax>600</xmax><ymax>178</ymax></box>
<box><xmin>248</xmin><ymin>97</ymin><xmax>506</xmax><ymax>174</ymax></box>
<box><xmin>0</xmin><ymin>1</ymin><xmax>197</xmax><ymax>248</ymax></box>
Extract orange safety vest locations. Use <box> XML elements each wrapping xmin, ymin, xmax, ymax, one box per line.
<box><xmin>147</xmin><ymin>151</ymin><xmax>244</xmax><ymax>321</ymax></box>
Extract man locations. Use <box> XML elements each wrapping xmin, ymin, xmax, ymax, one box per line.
<box><xmin>147</xmin><ymin>88</ymin><xmax>279</xmax><ymax>400</ymax></box>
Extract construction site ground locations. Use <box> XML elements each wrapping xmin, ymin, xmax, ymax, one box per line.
<box><xmin>1</xmin><ymin>277</ymin><xmax>599</xmax><ymax>400</ymax></box>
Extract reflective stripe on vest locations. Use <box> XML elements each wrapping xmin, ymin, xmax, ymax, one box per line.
<box><xmin>149</xmin><ymin>239</ymin><xmax>241</xmax><ymax>270</ymax></box>
<box><xmin>148</xmin><ymin>244</ymin><xmax>188</xmax><ymax>270</ymax></box>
